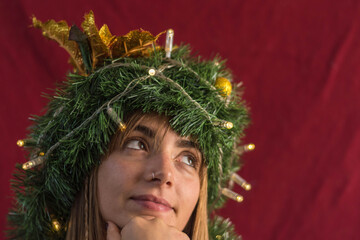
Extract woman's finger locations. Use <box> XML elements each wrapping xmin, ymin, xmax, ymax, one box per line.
<box><xmin>106</xmin><ymin>221</ymin><xmax>121</xmax><ymax>240</ymax></box>
<box><xmin>121</xmin><ymin>216</ymin><xmax>190</xmax><ymax>240</ymax></box>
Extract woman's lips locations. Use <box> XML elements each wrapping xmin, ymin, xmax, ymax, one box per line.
<box><xmin>131</xmin><ymin>194</ymin><xmax>173</xmax><ymax>212</ymax></box>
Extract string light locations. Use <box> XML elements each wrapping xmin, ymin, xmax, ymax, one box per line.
<box><xmin>231</xmin><ymin>173</ymin><xmax>251</xmax><ymax>191</ymax></box>
<box><xmin>52</xmin><ymin>219</ymin><xmax>61</xmax><ymax>231</ymax></box>
<box><xmin>22</xmin><ymin>157</ymin><xmax>44</xmax><ymax>170</ymax></box>
<box><xmin>221</xmin><ymin>188</ymin><xmax>243</xmax><ymax>202</ymax></box>
<box><xmin>214</xmin><ymin>121</ymin><xmax>233</xmax><ymax>129</ymax></box>
<box><xmin>165</xmin><ymin>29</ymin><xmax>174</xmax><ymax>58</ymax></box>
<box><xmin>16</xmin><ymin>140</ymin><xmax>24</xmax><ymax>147</ymax></box>
<box><xmin>246</xmin><ymin>143</ymin><xmax>255</xmax><ymax>151</ymax></box>
<box><xmin>148</xmin><ymin>68</ymin><xmax>156</xmax><ymax>76</ymax></box>
<box><xmin>106</xmin><ymin>107</ymin><xmax>126</xmax><ymax>131</ymax></box>
<box><xmin>238</xmin><ymin>143</ymin><xmax>255</xmax><ymax>154</ymax></box>
<box><xmin>224</xmin><ymin>121</ymin><xmax>233</xmax><ymax>129</ymax></box>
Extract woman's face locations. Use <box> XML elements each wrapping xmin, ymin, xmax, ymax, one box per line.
<box><xmin>97</xmin><ymin>115</ymin><xmax>201</xmax><ymax>231</ymax></box>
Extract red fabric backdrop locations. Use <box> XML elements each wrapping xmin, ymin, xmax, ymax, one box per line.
<box><xmin>1</xmin><ymin>0</ymin><xmax>359</xmax><ymax>239</ymax></box>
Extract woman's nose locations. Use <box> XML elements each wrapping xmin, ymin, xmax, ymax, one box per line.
<box><xmin>145</xmin><ymin>151</ymin><xmax>174</xmax><ymax>186</ymax></box>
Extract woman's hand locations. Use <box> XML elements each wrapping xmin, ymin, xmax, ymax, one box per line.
<box><xmin>106</xmin><ymin>217</ymin><xmax>190</xmax><ymax>240</ymax></box>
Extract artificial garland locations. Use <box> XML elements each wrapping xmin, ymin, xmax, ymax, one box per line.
<box><xmin>8</xmin><ymin>11</ymin><xmax>253</xmax><ymax>239</ymax></box>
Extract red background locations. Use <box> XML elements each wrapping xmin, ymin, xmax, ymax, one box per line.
<box><xmin>1</xmin><ymin>0</ymin><xmax>360</xmax><ymax>239</ymax></box>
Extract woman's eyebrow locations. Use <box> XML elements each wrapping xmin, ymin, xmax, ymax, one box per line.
<box><xmin>177</xmin><ymin>140</ymin><xmax>202</xmax><ymax>161</ymax></box>
<box><xmin>134</xmin><ymin>125</ymin><xmax>155</xmax><ymax>138</ymax></box>
<box><xmin>134</xmin><ymin>125</ymin><xmax>200</xmax><ymax>151</ymax></box>
<box><xmin>176</xmin><ymin>139</ymin><xmax>199</xmax><ymax>151</ymax></box>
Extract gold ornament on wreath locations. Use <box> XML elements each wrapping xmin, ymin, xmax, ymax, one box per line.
<box><xmin>215</xmin><ymin>77</ymin><xmax>232</xmax><ymax>97</ymax></box>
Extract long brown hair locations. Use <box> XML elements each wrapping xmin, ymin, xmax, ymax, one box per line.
<box><xmin>66</xmin><ymin>112</ymin><xmax>209</xmax><ymax>239</ymax></box>
<box><xmin>66</xmin><ymin>167</ymin><xmax>105</xmax><ymax>240</ymax></box>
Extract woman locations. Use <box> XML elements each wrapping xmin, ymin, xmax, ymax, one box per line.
<box><xmin>67</xmin><ymin>113</ymin><xmax>209</xmax><ymax>239</ymax></box>
<box><xmin>9</xmin><ymin>11</ymin><xmax>250</xmax><ymax>240</ymax></box>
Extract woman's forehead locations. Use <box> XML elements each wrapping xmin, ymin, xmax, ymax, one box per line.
<box><xmin>139</xmin><ymin>113</ymin><xmax>170</xmax><ymax>129</ymax></box>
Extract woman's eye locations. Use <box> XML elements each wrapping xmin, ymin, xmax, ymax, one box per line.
<box><xmin>125</xmin><ymin>139</ymin><xmax>146</xmax><ymax>150</ymax></box>
<box><xmin>181</xmin><ymin>155</ymin><xmax>196</xmax><ymax>168</ymax></box>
